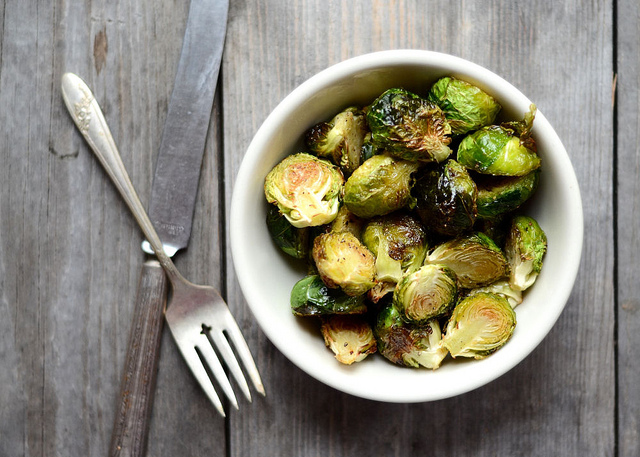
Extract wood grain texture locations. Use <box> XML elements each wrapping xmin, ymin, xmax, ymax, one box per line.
<box><xmin>0</xmin><ymin>0</ymin><xmax>622</xmax><ymax>456</ymax></box>
<box><xmin>616</xmin><ymin>0</ymin><xmax>640</xmax><ymax>455</ymax></box>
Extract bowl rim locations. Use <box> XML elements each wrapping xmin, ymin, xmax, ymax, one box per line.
<box><xmin>230</xmin><ymin>49</ymin><xmax>583</xmax><ymax>403</ymax></box>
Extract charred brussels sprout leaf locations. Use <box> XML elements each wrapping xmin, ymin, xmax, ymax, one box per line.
<box><xmin>362</xmin><ymin>212</ymin><xmax>428</xmax><ymax>284</ymax></box>
<box><xmin>375</xmin><ymin>304</ymin><xmax>448</xmax><ymax>369</ymax></box>
<box><xmin>393</xmin><ymin>264</ymin><xmax>458</xmax><ymax>324</ymax></box>
<box><xmin>457</xmin><ymin>105</ymin><xmax>540</xmax><ymax>176</ymax></box>
<box><xmin>321</xmin><ymin>315</ymin><xmax>377</xmax><ymax>364</ymax></box>
<box><xmin>344</xmin><ymin>153</ymin><xmax>419</xmax><ymax>218</ymax></box>
<box><xmin>305</xmin><ymin>107</ymin><xmax>369</xmax><ymax>175</ymax></box>
<box><xmin>427</xmin><ymin>76</ymin><xmax>502</xmax><ymax>135</ymax></box>
<box><xmin>312</xmin><ymin>231</ymin><xmax>376</xmax><ymax>296</ymax></box>
<box><xmin>264</xmin><ymin>153</ymin><xmax>344</xmax><ymax>228</ymax></box>
<box><xmin>366</xmin><ymin>88</ymin><xmax>452</xmax><ymax>162</ymax></box>
<box><xmin>290</xmin><ymin>275</ymin><xmax>367</xmax><ymax>316</ymax></box>
<box><xmin>266</xmin><ymin>205</ymin><xmax>309</xmax><ymax>259</ymax></box>
<box><xmin>475</xmin><ymin>170</ymin><xmax>540</xmax><ymax>220</ymax></box>
<box><xmin>443</xmin><ymin>292</ymin><xmax>516</xmax><ymax>359</ymax></box>
<box><xmin>427</xmin><ymin>232</ymin><xmax>509</xmax><ymax>288</ymax></box>
<box><xmin>504</xmin><ymin>215</ymin><xmax>547</xmax><ymax>291</ymax></box>
<box><xmin>414</xmin><ymin>159</ymin><xmax>478</xmax><ymax>236</ymax></box>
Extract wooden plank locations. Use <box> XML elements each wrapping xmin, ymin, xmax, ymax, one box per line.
<box><xmin>616</xmin><ymin>0</ymin><xmax>640</xmax><ymax>455</ymax></box>
<box><xmin>0</xmin><ymin>0</ymin><xmax>227</xmax><ymax>455</ymax></box>
<box><xmin>222</xmin><ymin>1</ymin><xmax>615</xmax><ymax>456</ymax></box>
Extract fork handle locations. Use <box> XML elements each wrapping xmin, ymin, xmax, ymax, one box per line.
<box><xmin>109</xmin><ymin>260</ymin><xmax>168</xmax><ymax>457</ymax></box>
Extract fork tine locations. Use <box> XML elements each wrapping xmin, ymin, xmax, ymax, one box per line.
<box><xmin>194</xmin><ymin>333</ymin><xmax>239</xmax><ymax>411</ymax></box>
<box><xmin>208</xmin><ymin>329</ymin><xmax>252</xmax><ymax>402</ymax></box>
<box><xmin>177</xmin><ymin>343</ymin><xmax>226</xmax><ymax>417</ymax></box>
<box><xmin>221</xmin><ymin>316</ymin><xmax>266</xmax><ymax>396</ymax></box>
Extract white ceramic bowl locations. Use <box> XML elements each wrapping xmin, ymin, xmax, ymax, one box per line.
<box><xmin>230</xmin><ymin>50</ymin><xmax>583</xmax><ymax>403</ymax></box>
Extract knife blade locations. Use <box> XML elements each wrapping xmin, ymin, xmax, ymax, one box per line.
<box><xmin>108</xmin><ymin>0</ymin><xmax>229</xmax><ymax>455</ymax></box>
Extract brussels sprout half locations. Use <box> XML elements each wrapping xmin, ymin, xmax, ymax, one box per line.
<box><xmin>362</xmin><ymin>212</ymin><xmax>428</xmax><ymax>284</ymax></box>
<box><xmin>312</xmin><ymin>231</ymin><xmax>376</xmax><ymax>297</ymax></box>
<box><xmin>414</xmin><ymin>159</ymin><xmax>478</xmax><ymax>236</ymax></box>
<box><xmin>305</xmin><ymin>107</ymin><xmax>369</xmax><ymax>175</ymax></box>
<box><xmin>266</xmin><ymin>205</ymin><xmax>309</xmax><ymax>259</ymax></box>
<box><xmin>375</xmin><ymin>304</ymin><xmax>448</xmax><ymax>369</ymax></box>
<box><xmin>393</xmin><ymin>264</ymin><xmax>458</xmax><ymax>324</ymax></box>
<box><xmin>504</xmin><ymin>215</ymin><xmax>547</xmax><ymax>291</ymax></box>
<box><xmin>426</xmin><ymin>232</ymin><xmax>510</xmax><ymax>288</ymax></box>
<box><xmin>427</xmin><ymin>76</ymin><xmax>502</xmax><ymax>135</ymax></box>
<box><xmin>443</xmin><ymin>292</ymin><xmax>516</xmax><ymax>359</ymax></box>
<box><xmin>475</xmin><ymin>169</ymin><xmax>540</xmax><ymax>220</ymax></box>
<box><xmin>321</xmin><ymin>315</ymin><xmax>377</xmax><ymax>365</ymax></box>
<box><xmin>343</xmin><ymin>153</ymin><xmax>419</xmax><ymax>218</ymax></box>
<box><xmin>457</xmin><ymin>105</ymin><xmax>540</xmax><ymax>176</ymax></box>
<box><xmin>366</xmin><ymin>88</ymin><xmax>453</xmax><ymax>162</ymax></box>
<box><xmin>264</xmin><ymin>153</ymin><xmax>344</xmax><ymax>228</ymax></box>
<box><xmin>290</xmin><ymin>275</ymin><xmax>367</xmax><ymax>316</ymax></box>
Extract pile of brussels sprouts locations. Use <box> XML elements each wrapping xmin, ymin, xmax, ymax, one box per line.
<box><xmin>264</xmin><ymin>76</ymin><xmax>547</xmax><ymax>369</ymax></box>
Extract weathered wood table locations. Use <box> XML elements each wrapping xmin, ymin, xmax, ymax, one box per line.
<box><xmin>1</xmin><ymin>1</ymin><xmax>635</xmax><ymax>456</ymax></box>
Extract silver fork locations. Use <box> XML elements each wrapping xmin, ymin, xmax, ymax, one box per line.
<box><xmin>61</xmin><ymin>75</ymin><xmax>265</xmax><ymax>417</ymax></box>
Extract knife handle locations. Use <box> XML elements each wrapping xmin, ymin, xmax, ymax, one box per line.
<box><xmin>109</xmin><ymin>260</ymin><xmax>168</xmax><ymax>457</ymax></box>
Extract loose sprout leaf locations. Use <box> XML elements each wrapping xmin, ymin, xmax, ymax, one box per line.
<box><xmin>291</xmin><ymin>275</ymin><xmax>367</xmax><ymax>316</ymax></box>
<box><xmin>321</xmin><ymin>315</ymin><xmax>377</xmax><ymax>365</ymax></box>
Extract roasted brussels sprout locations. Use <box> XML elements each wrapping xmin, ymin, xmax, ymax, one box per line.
<box><xmin>375</xmin><ymin>304</ymin><xmax>448</xmax><ymax>369</ymax></box>
<box><xmin>305</xmin><ymin>107</ymin><xmax>369</xmax><ymax>174</ymax></box>
<box><xmin>426</xmin><ymin>232</ymin><xmax>509</xmax><ymax>288</ymax></box>
<box><xmin>312</xmin><ymin>231</ymin><xmax>376</xmax><ymax>296</ymax></box>
<box><xmin>393</xmin><ymin>264</ymin><xmax>458</xmax><ymax>324</ymax></box>
<box><xmin>466</xmin><ymin>280</ymin><xmax>523</xmax><ymax>308</ymax></box>
<box><xmin>330</xmin><ymin>205</ymin><xmax>365</xmax><ymax>239</ymax></box>
<box><xmin>366</xmin><ymin>88</ymin><xmax>452</xmax><ymax>162</ymax></box>
<box><xmin>321</xmin><ymin>315</ymin><xmax>377</xmax><ymax>365</ymax></box>
<box><xmin>427</xmin><ymin>76</ymin><xmax>502</xmax><ymax>135</ymax></box>
<box><xmin>442</xmin><ymin>292</ymin><xmax>516</xmax><ymax>359</ymax></box>
<box><xmin>457</xmin><ymin>105</ymin><xmax>541</xmax><ymax>176</ymax></box>
<box><xmin>504</xmin><ymin>215</ymin><xmax>547</xmax><ymax>291</ymax></box>
<box><xmin>343</xmin><ymin>153</ymin><xmax>419</xmax><ymax>218</ymax></box>
<box><xmin>475</xmin><ymin>170</ymin><xmax>540</xmax><ymax>220</ymax></box>
<box><xmin>266</xmin><ymin>205</ymin><xmax>309</xmax><ymax>259</ymax></box>
<box><xmin>290</xmin><ymin>275</ymin><xmax>367</xmax><ymax>316</ymax></box>
<box><xmin>362</xmin><ymin>212</ymin><xmax>428</xmax><ymax>284</ymax></box>
<box><xmin>414</xmin><ymin>159</ymin><xmax>478</xmax><ymax>236</ymax></box>
<box><xmin>264</xmin><ymin>153</ymin><xmax>344</xmax><ymax>228</ymax></box>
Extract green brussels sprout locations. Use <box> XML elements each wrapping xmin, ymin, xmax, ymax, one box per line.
<box><xmin>290</xmin><ymin>275</ymin><xmax>367</xmax><ymax>316</ymax></box>
<box><xmin>393</xmin><ymin>264</ymin><xmax>458</xmax><ymax>324</ymax></box>
<box><xmin>426</xmin><ymin>232</ymin><xmax>510</xmax><ymax>288</ymax></box>
<box><xmin>375</xmin><ymin>304</ymin><xmax>448</xmax><ymax>369</ymax></box>
<box><xmin>465</xmin><ymin>280</ymin><xmax>523</xmax><ymax>309</ymax></box>
<box><xmin>427</xmin><ymin>76</ymin><xmax>502</xmax><ymax>135</ymax></box>
<box><xmin>475</xmin><ymin>170</ymin><xmax>540</xmax><ymax>220</ymax></box>
<box><xmin>266</xmin><ymin>205</ymin><xmax>309</xmax><ymax>259</ymax></box>
<box><xmin>264</xmin><ymin>152</ymin><xmax>344</xmax><ymax>228</ymax></box>
<box><xmin>504</xmin><ymin>215</ymin><xmax>547</xmax><ymax>291</ymax></box>
<box><xmin>362</xmin><ymin>212</ymin><xmax>428</xmax><ymax>284</ymax></box>
<box><xmin>457</xmin><ymin>105</ymin><xmax>541</xmax><ymax>176</ymax></box>
<box><xmin>305</xmin><ymin>107</ymin><xmax>369</xmax><ymax>174</ymax></box>
<box><xmin>442</xmin><ymin>292</ymin><xmax>516</xmax><ymax>359</ymax></box>
<box><xmin>312</xmin><ymin>231</ymin><xmax>376</xmax><ymax>296</ymax></box>
<box><xmin>414</xmin><ymin>159</ymin><xmax>478</xmax><ymax>236</ymax></box>
<box><xmin>330</xmin><ymin>205</ymin><xmax>365</xmax><ymax>239</ymax></box>
<box><xmin>366</xmin><ymin>88</ymin><xmax>452</xmax><ymax>162</ymax></box>
<box><xmin>321</xmin><ymin>315</ymin><xmax>377</xmax><ymax>365</ymax></box>
<box><xmin>343</xmin><ymin>153</ymin><xmax>419</xmax><ymax>218</ymax></box>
